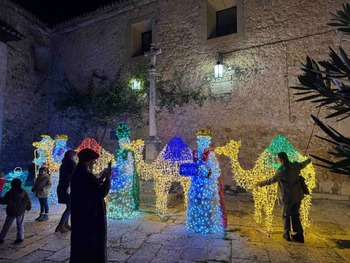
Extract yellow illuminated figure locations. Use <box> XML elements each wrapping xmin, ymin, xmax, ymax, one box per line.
<box><xmin>33</xmin><ymin>135</ymin><xmax>60</xmax><ymax>204</ymax></box>
<box><xmin>215</xmin><ymin>135</ymin><xmax>316</xmax><ymax>234</ymax></box>
<box><xmin>123</xmin><ymin>138</ymin><xmax>192</xmax><ymax>216</ymax></box>
<box><xmin>152</xmin><ymin>136</ymin><xmax>192</xmax><ymax>217</ymax></box>
<box><xmin>33</xmin><ymin>135</ymin><xmax>55</xmax><ymax>176</ymax></box>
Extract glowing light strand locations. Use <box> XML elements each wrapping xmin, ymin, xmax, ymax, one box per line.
<box><xmin>123</xmin><ymin>137</ymin><xmax>192</xmax><ymax>217</ymax></box>
<box><xmin>33</xmin><ymin>135</ymin><xmax>57</xmax><ymax>204</ymax></box>
<box><xmin>108</xmin><ymin>132</ymin><xmax>139</xmax><ymax>219</ymax></box>
<box><xmin>215</xmin><ymin>135</ymin><xmax>316</xmax><ymax>233</ymax></box>
<box><xmin>153</xmin><ymin>136</ymin><xmax>192</xmax><ymax>216</ymax></box>
<box><xmin>181</xmin><ymin>135</ymin><xmax>226</xmax><ymax>234</ymax></box>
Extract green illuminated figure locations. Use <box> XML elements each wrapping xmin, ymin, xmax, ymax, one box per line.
<box><xmin>107</xmin><ymin>122</ymin><xmax>139</xmax><ymax>219</ymax></box>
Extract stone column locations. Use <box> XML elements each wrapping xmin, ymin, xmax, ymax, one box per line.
<box><xmin>145</xmin><ymin>44</ymin><xmax>162</xmax><ymax>161</ymax></box>
<box><xmin>0</xmin><ymin>41</ymin><xmax>7</xmax><ymax>163</ymax></box>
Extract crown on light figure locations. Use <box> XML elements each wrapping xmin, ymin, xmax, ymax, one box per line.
<box><xmin>55</xmin><ymin>134</ymin><xmax>68</xmax><ymax>140</ymax></box>
<box><xmin>196</xmin><ymin>129</ymin><xmax>212</xmax><ymax>137</ymax></box>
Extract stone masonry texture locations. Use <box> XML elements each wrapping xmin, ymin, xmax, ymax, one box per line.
<box><xmin>0</xmin><ymin>0</ymin><xmax>350</xmax><ymax>197</ymax></box>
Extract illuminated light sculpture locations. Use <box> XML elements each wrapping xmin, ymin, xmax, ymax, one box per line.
<box><xmin>33</xmin><ymin>135</ymin><xmax>55</xmax><ymax>175</ymax></box>
<box><xmin>215</xmin><ymin>135</ymin><xmax>316</xmax><ymax>234</ymax></box>
<box><xmin>51</xmin><ymin>135</ymin><xmax>69</xmax><ymax>172</ymax></box>
<box><xmin>2</xmin><ymin>167</ymin><xmax>28</xmax><ymax>195</ymax></box>
<box><xmin>33</xmin><ymin>135</ymin><xmax>58</xmax><ymax>204</ymax></box>
<box><xmin>76</xmin><ymin>137</ymin><xmax>101</xmax><ymax>153</ymax></box>
<box><xmin>152</xmin><ymin>136</ymin><xmax>192</xmax><ymax>217</ymax></box>
<box><xmin>122</xmin><ymin>139</ymin><xmax>157</xmax><ymax>181</ymax></box>
<box><xmin>122</xmin><ymin>138</ymin><xmax>189</xmax><ymax>217</ymax></box>
<box><xmin>180</xmin><ymin>130</ymin><xmax>227</xmax><ymax>234</ymax></box>
<box><xmin>75</xmin><ymin>138</ymin><xmax>114</xmax><ymax>174</ymax></box>
<box><xmin>46</xmin><ymin>134</ymin><xmax>69</xmax><ymax>205</ymax></box>
<box><xmin>108</xmin><ymin>122</ymin><xmax>139</xmax><ymax>219</ymax></box>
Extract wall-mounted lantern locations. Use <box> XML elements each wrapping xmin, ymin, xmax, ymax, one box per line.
<box><xmin>131</xmin><ymin>78</ymin><xmax>141</xmax><ymax>90</ymax></box>
<box><xmin>214</xmin><ymin>53</ymin><xmax>223</xmax><ymax>79</ymax></box>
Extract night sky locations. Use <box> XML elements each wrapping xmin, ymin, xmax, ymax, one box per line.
<box><xmin>11</xmin><ymin>0</ymin><xmax>117</xmax><ymax>27</ymax></box>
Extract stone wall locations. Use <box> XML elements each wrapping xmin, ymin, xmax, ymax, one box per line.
<box><xmin>46</xmin><ymin>0</ymin><xmax>350</xmax><ymax>198</ymax></box>
<box><xmin>0</xmin><ymin>0</ymin><xmax>50</xmax><ymax>171</ymax></box>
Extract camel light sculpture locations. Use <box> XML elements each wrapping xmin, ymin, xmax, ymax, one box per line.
<box><xmin>215</xmin><ymin>135</ymin><xmax>316</xmax><ymax>234</ymax></box>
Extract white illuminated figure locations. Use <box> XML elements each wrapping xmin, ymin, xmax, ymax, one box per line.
<box><xmin>108</xmin><ymin>122</ymin><xmax>139</xmax><ymax>219</ymax></box>
<box><xmin>181</xmin><ymin>129</ymin><xmax>227</xmax><ymax>234</ymax></box>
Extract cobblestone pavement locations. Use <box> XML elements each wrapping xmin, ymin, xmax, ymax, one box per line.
<box><xmin>0</xmin><ymin>191</ymin><xmax>350</xmax><ymax>263</ymax></box>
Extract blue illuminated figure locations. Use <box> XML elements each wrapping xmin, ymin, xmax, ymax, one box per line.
<box><xmin>181</xmin><ymin>129</ymin><xmax>227</xmax><ymax>234</ymax></box>
<box><xmin>52</xmin><ymin>135</ymin><xmax>69</xmax><ymax>164</ymax></box>
<box><xmin>108</xmin><ymin>122</ymin><xmax>139</xmax><ymax>219</ymax></box>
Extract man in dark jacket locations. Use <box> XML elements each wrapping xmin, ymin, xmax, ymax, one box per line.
<box><xmin>56</xmin><ymin>150</ymin><xmax>77</xmax><ymax>233</ymax></box>
<box><xmin>0</xmin><ymin>178</ymin><xmax>31</xmax><ymax>244</ymax></box>
<box><xmin>254</xmin><ymin>152</ymin><xmax>311</xmax><ymax>243</ymax></box>
<box><xmin>70</xmin><ymin>148</ymin><xmax>111</xmax><ymax>263</ymax></box>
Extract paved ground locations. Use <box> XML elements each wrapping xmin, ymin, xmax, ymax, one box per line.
<box><xmin>0</xmin><ymin>190</ymin><xmax>350</xmax><ymax>263</ymax></box>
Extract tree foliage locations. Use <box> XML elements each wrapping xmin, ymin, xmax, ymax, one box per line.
<box><xmin>290</xmin><ymin>3</ymin><xmax>350</xmax><ymax>175</ymax></box>
<box><xmin>54</xmin><ymin>67</ymin><xmax>206</xmax><ymax>144</ymax></box>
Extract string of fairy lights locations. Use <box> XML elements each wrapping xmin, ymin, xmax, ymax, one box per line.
<box><xmin>180</xmin><ymin>131</ymin><xmax>226</xmax><ymax>234</ymax></box>
<box><xmin>33</xmin><ymin>135</ymin><xmax>62</xmax><ymax>204</ymax></box>
<box><xmin>6</xmin><ymin>130</ymin><xmax>315</xmax><ymax>236</ymax></box>
<box><xmin>153</xmin><ymin>136</ymin><xmax>192</xmax><ymax>216</ymax></box>
<box><xmin>215</xmin><ymin>135</ymin><xmax>316</xmax><ymax>233</ymax></box>
<box><xmin>107</xmin><ymin>122</ymin><xmax>139</xmax><ymax>219</ymax></box>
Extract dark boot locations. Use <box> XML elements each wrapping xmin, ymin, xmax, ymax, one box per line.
<box><xmin>35</xmin><ymin>214</ymin><xmax>44</xmax><ymax>221</ymax></box>
<box><xmin>283</xmin><ymin>231</ymin><xmax>291</xmax><ymax>241</ymax></box>
<box><xmin>13</xmin><ymin>239</ymin><xmax>23</xmax><ymax>244</ymax></box>
<box><xmin>291</xmin><ymin>233</ymin><xmax>304</xmax><ymax>243</ymax></box>
<box><xmin>39</xmin><ymin>214</ymin><xmax>49</xmax><ymax>222</ymax></box>
<box><xmin>55</xmin><ymin>223</ymin><xmax>69</xmax><ymax>233</ymax></box>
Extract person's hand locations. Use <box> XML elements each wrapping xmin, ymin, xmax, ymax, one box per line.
<box><xmin>101</xmin><ymin>169</ymin><xmax>112</xmax><ymax>179</ymax></box>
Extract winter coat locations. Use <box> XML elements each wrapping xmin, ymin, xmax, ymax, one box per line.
<box><xmin>70</xmin><ymin>163</ymin><xmax>111</xmax><ymax>263</ymax></box>
<box><xmin>0</xmin><ymin>188</ymin><xmax>31</xmax><ymax>216</ymax></box>
<box><xmin>258</xmin><ymin>159</ymin><xmax>311</xmax><ymax>205</ymax></box>
<box><xmin>32</xmin><ymin>174</ymin><xmax>52</xmax><ymax>198</ymax></box>
<box><xmin>57</xmin><ymin>157</ymin><xmax>76</xmax><ymax>204</ymax></box>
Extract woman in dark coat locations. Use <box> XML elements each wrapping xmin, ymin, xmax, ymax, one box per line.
<box><xmin>55</xmin><ymin>150</ymin><xmax>77</xmax><ymax>233</ymax></box>
<box><xmin>254</xmin><ymin>152</ymin><xmax>311</xmax><ymax>243</ymax></box>
<box><xmin>70</xmin><ymin>148</ymin><xmax>111</xmax><ymax>263</ymax></box>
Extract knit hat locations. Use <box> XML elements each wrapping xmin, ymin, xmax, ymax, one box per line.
<box><xmin>78</xmin><ymin>148</ymin><xmax>100</xmax><ymax>162</ymax></box>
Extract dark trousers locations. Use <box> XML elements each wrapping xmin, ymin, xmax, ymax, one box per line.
<box><xmin>59</xmin><ymin>200</ymin><xmax>71</xmax><ymax>225</ymax></box>
<box><xmin>282</xmin><ymin>202</ymin><xmax>303</xmax><ymax>234</ymax></box>
<box><xmin>39</xmin><ymin>198</ymin><xmax>49</xmax><ymax>214</ymax></box>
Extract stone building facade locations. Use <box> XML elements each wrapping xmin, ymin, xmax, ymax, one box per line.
<box><xmin>0</xmin><ymin>0</ymin><xmax>50</xmax><ymax>170</ymax></box>
<box><xmin>1</xmin><ymin>0</ymin><xmax>350</xmax><ymax>198</ymax></box>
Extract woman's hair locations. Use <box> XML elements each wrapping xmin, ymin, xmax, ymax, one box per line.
<box><xmin>278</xmin><ymin>152</ymin><xmax>290</xmax><ymax>166</ymax></box>
<box><xmin>64</xmin><ymin>150</ymin><xmax>77</xmax><ymax>159</ymax></box>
